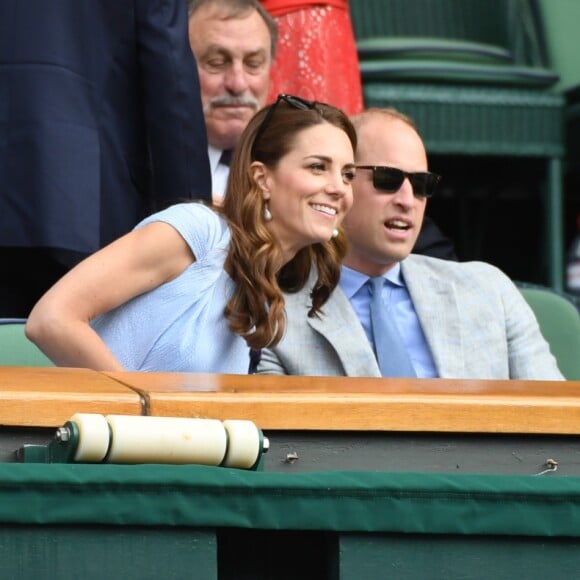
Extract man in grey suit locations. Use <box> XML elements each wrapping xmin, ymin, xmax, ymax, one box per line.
<box><xmin>256</xmin><ymin>107</ymin><xmax>563</xmax><ymax>380</ymax></box>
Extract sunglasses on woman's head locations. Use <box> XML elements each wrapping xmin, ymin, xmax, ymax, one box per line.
<box><xmin>356</xmin><ymin>165</ymin><xmax>441</xmax><ymax>199</ymax></box>
<box><xmin>252</xmin><ymin>94</ymin><xmax>317</xmax><ymax>157</ymax></box>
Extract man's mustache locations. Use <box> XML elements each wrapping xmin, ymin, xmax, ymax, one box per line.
<box><xmin>207</xmin><ymin>95</ymin><xmax>260</xmax><ymax>109</ymax></box>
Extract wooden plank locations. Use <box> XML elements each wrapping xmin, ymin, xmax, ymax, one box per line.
<box><xmin>106</xmin><ymin>372</ymin><xmax>580</xmax><ymax>434</ymax></box>
<box><xmin>0</xmin><ymin>367</ymin><xmax>143</xmax><ymax>427</ymax></box>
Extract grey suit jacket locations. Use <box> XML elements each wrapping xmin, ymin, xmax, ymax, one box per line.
<box><xmin>257</xmin><ymin>255</ymin><xmax>564</xmax><ymax>380</ymax></box>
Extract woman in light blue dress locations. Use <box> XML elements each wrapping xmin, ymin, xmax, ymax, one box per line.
<box><xmin>26</xmin><ymin>95</ymin><xmax>358</xmax><ymax>373</ymax></box>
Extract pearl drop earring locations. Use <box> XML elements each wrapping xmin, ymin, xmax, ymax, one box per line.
<box><xmin>331</xmin><ymin>228</ymin><xmax>339</xmax><ymax>238</ymax></box>
<box><xmin>263</xmin><ymin>202</ymin><xmax>272</xmax><ymax>221</ymax></box>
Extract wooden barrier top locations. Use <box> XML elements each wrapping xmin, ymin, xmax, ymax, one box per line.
<box><xmin>0</xmin><ymin>367</ymin><xmax>143</xmax><ymax>427</ymax></box>
<box><xmin>2</xmin><ymin>366</ymin><xmax>580</xmax><ymax>433</ymax></box>
<box><xmin>107</xmin><ymin>372</ymin><xmax>580</xmax><ymax>435</ymax></box>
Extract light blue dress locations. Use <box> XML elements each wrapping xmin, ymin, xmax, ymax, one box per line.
<box><xmin>91</xmin><ymin>203</ymin><xmax>251</xmax><ymax>373</ymax></box>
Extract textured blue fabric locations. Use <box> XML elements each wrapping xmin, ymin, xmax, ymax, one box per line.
<box><xmin>92</xmin><ymin>203</ymin><xmax>250</xmax><ymax>373</ymax></box>
<box><xmin>369</xmin><ymin>277</ymin><xmax>416</xmax><ymax>377</ymax></box>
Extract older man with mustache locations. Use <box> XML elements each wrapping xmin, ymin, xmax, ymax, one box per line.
<box><xmin>188</xmin><ymin>0</ymin><xmax>277</xmax><ymax>201</ymax></box>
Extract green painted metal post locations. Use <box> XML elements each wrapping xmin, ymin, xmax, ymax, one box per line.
<box><xmin>547</xmin><ymin>157</ymin><xmax>564</xmax><ymax>291</ymax></box>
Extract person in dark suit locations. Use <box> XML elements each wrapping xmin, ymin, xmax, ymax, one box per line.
<box><xmin>415</xmin><ymin>215</ymin><xmax>458</xmax><ymax>260</ymax></box>
<box><xmin>0</xmin><ymin>0</ymin><xmax>212</xmax><ymax>317</ymax></box>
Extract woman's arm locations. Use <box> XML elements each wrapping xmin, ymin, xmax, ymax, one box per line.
<box><xmin>25</xmin><ymin>222</ymin><xmax>194</xmax><ymax>370</ymax></box>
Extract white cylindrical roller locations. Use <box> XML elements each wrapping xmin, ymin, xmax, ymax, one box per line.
<box><xmin>222</xmin><ymin>419</ymin><xmax>262</xmax><ymax>469</ymax></box>
<box><xmin>70</xmin><ymin>413</ymin><xmax>111</xmax><ymax>463</ymax></box>
<box><xmin>105</xmin><ymin>415</ymin><xmax>228</xmax><ymax>465</ymax></box>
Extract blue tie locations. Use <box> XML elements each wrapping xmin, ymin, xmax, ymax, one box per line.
<box><xmin>369</xmin><ymin>277</ymin><xmax>416</xmax><ymax>377</ymax></box>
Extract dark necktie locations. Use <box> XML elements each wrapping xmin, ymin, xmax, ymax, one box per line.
<box><xmin>219</xmin><ymin>149</ymin><xmax>233</xmax><ymax>167</ymax></box>
<box><xmin>368</xmin><ymin>277</ymin><xmax>416</xmax><ymax>377</ymax></box>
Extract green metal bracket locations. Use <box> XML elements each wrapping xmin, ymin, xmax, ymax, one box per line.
<box><xmin>16</xmin><ymin>421</ymin><xmax>82</xmax><ymax>463</ymax></box>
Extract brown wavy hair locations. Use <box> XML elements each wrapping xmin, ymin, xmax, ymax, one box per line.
<box><xmin>218</xmin><ymin>98</ymin><xmax>357</xmax><ymax>349</ymax></box>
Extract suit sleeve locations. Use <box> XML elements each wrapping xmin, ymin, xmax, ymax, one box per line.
<box><xmin>135</xmin><ymin>0</ymin><xmax>212</xmax><ymax>206</ymax></box>
<box><xmin>497</xmin><ymin>271</ymin><xmax>565</xmax><ymax>380</ymax></box>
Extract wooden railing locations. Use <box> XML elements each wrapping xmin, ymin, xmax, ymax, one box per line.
<box><xmin>1</xmin><ymin>366</ymin><xmax>579</xmax><ymax>434</ymax></box>
<box><xmin>2</xmin><ymin>367</ymin><xmax>580</xmax><ymax>579</ymax></box>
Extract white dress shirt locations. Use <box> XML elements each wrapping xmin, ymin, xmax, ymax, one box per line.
<box><xmin>208</xmin><ymin>145</ymin><xmax>230</xmax><ymax>201</ymax></box>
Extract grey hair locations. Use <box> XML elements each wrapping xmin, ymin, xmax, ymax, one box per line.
<box><xmin>187</xmin><ymin>0</ymin><xmax>278</xmax><ymax>58</ymax></box>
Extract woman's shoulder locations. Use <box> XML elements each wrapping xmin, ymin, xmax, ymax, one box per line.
<box><xmin>138</xmin><ymin>201</ymin><xmax>218</xmax><ymax>227</ymax></box>
<box><xmin>138</xmin><ymin>202</ymin><xmax>229</xmax><ymax>256</ymax></box>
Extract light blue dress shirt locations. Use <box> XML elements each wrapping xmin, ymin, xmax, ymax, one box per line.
<box><xmin>339</xmin><ymin>264</ymin><xmax>438</xmax><ymax>378</ymax></box>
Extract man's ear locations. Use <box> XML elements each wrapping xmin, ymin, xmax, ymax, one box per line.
<box><xmin>250</xmin><ymin>161</ymin><xmax>271</xmax><ymax>197</ymax></box>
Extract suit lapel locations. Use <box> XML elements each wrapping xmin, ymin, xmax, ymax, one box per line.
<box><xmin>402</xmin><ymin>258</ymin><xmax>466</xmax><ymax>377</ymax></box>
<box><xmin>308</xmin><ymin>287</ymin><xmax>381</xmax><ymax>377</ymax></box>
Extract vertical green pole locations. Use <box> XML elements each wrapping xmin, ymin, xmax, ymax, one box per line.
<box><xmin>547</xmin><ymin>157</ymin><xmax>564</xmax><ymax>291</ymax></box>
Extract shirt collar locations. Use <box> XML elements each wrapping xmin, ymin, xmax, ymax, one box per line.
<box><xmin>208</xmin><ymin>145</ymin><xmax>222</xmax><ymax>173</ymax></box>
<box><xmin>340</xmin><ymin>262</ymin><xmax>405</xmax><ymax>299</ymax></box>
<box><xmin>384</xmin><ymin>262</ymin><xmax>404</xmax><ymax>287</ymax></box>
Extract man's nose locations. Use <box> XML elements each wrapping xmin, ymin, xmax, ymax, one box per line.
<box><xmin>391</xmin><ymin>177</ymin><xmax>416</xmax><ymax>204</ymax></box>
<box><xmin>223</xmin><ymin>62</ymin><xmax>250</xmax><ymax>94</ymax></box>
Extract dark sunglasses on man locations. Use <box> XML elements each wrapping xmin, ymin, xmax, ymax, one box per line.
<box><xmin>356</xmin><ymin>165</ymin><xmax>441</xmax><ymax>199</ymax></box>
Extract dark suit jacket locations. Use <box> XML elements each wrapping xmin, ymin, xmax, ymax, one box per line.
<box><xmin>0</xmin><ymin>0</ymin><xmax>211</xmax><ymax>255</ymax></box>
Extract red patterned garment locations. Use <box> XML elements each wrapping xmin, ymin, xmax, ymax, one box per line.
<box><xmin>261</xmin><ymin>1</ymin><xmax>363</xmax><ymax>115</ymax></box>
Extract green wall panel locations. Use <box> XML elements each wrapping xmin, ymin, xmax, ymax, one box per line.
<box><xmin>339</xmin><ymin>533</ymin><xmax>580</xmax><ymax>580</ymax></box>
<box><xmin>0</xmin><ymin>526</ymin><xmax>217</xmax><ymax>580</ymax></box>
